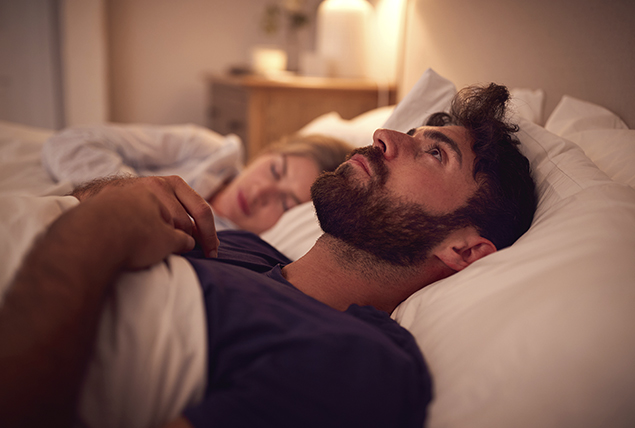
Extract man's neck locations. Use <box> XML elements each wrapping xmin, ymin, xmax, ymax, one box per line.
<box><xmin>282</xmin><ymin>234</ymin><xmax>443</xmax><ymax>313</ymax></box>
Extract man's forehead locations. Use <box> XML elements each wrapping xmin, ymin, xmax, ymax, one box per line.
<box><xmin>416</xmin><ymin>125</ymin><xmax>471</xmax><ymax>142</ymax></box>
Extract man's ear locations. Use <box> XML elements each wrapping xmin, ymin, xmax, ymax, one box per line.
<box><xmin>433</xmin><ymin>228</ymin><xmax>497</xmax><ymax>272</ymax></box>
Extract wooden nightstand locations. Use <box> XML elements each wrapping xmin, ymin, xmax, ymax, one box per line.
<box><xmin>206</xmin><ymin>74</ymin><xmax>396</xmax><ymax>160</ymax></box>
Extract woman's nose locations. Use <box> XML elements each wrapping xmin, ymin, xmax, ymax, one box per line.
<box><xmin>252</xmin><ymin>182</ymin><xmax>277</xmax><ymax>206</ymax></box>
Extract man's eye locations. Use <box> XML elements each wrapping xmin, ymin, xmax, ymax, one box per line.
<box><xmin>429</xmin><ymin>146</ymin><xmax>443</xmax><ymax>162</ymax></box>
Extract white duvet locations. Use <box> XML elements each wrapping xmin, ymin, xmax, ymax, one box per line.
<box><xmin>41</xmin><ymin>123</ymin><xmax>243</xmax><ymax>200</ymax></box>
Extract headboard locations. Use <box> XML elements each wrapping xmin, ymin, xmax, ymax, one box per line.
<box><xmin>399</xmin><ymin>0</ymin><xmax>635</xmax><ymax>127</ymax></box>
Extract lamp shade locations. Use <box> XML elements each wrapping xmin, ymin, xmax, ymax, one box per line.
<box><xmin>316</xmin><ymin>0</ymin><xmax>372</xmax><ymax>78</ymax></box>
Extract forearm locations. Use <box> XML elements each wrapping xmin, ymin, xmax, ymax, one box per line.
<box><xmin>0</xmin><ymin>185</ymin><xmax>196</xmax><ymax>427</ymax></box>
<box><xmin>70</xmin><ymin>174</ymin><xmax>136</xmax><ymax>201</ymax></box>
<box><xmin>0</xmin><ymin>195</ymin><xmax>129</xmax><ymax>426</ymax></box>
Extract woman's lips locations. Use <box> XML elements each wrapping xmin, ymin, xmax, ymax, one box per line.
<box><xmin>237</xmin><ymin>190</ymin><xmax>250</xmax><ymax>216</ymax></box>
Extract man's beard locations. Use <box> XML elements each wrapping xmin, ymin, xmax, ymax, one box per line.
<box><xmin>311</xmin><ymin>146</ymin><xmax>469</xmax><ymax>266</ymax></box>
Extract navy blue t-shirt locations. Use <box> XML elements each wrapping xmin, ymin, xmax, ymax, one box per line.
<box><xmin>182</xmin><ymin>230</ymin><xmax>431</xmax><ymax>428</ymax></box>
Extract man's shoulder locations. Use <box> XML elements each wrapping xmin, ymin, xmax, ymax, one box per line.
<box><xmin>345</xmin><ymin>304</ymin><xmax>425</xmax><ymax>357</ymax></box>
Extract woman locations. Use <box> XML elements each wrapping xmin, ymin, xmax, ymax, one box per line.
<box><xmin>210</xmin><ymin>134</ymin><xmax>352</xmax><ymax>233</ymax></box>
<box><xmin>42</xmin><ymin>124</ymin><xmax>352</xmax><ymax>234</ymax></box>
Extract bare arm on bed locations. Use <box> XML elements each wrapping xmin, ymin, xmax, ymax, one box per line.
<box><xmin>71</xmin><ymin>175</ymin><xmax>220</xmax><ymax>258</ymax></box>
<box><xmin>0</xmin><ymin>184</ymin><xmax>199</xmax><ymax>427</ymax></box>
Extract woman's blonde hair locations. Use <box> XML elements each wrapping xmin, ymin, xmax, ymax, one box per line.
<box><xmin>260</xmin><ymin>134</ymin><xmax>353</xmax><ymax>173</ymax></box>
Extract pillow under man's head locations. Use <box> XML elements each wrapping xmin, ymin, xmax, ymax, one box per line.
<box><xmin>426</xmin><ymin>83</ymin><xmax>537</xmax><ymax>250</ymax></box>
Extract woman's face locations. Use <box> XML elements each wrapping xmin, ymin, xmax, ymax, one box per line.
<box><xmin>210</xmin><ymin>153</ymin><xmax>320</xmax><ymax>234</ymax></box>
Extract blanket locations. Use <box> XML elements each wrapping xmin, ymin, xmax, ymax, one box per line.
<box><xmin>41</xmin><ymin>123</ymin><xmax>243</xmax><ymax>200</ymax></box>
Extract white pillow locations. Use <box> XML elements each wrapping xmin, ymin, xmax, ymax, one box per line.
<box><xmin>509</xmin><ymin>87</ymin><xmax>545</xmax><ymax>125</ymax></box>
<box><xmin>382</xmin><ymin>68</ymin><xmax>456</xmax><ymax>132</ymax></box>
<box><xmin>298</xmin><ymin>106</ymin><xmax>394</xmax><ymax>148</ymax></box>
<box><xmin>545</xmin><ymin>95</ymin><xmax>629</xmax><ymax>133</ymax></box>
<box><xmin>259</xmin><ymin>201</ymin><xmax>321</xmax><ymax>261</ymax></box>
<box><xmin>393</xmin><ymin>118</ymin><xmax>635</xmax><ymax>427</ymax></box>
<box><xmin>261</xmin><ymin>69</ymin><xmax>458</xmax><ymax>260</ymax></box>
<box><xmin>545</xmin><ymin>95</ymin><xmax>635</xmax><ymax>188</ymax></box>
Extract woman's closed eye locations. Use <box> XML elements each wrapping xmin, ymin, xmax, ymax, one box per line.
<box><xmin>270</xmin><ymin>154</ymin><xmax>287</xmax><ymax>181</ymax></box>
<box><xmin>270</xmin><ymin>162</ymin><xmax>281</xmax><ymax>180</ymax></box>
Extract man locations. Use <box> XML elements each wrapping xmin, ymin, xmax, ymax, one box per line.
<box><xmin>0</xmin><ymin>84</ymin><xmax>536</xmax><ymax>427</ymax></box>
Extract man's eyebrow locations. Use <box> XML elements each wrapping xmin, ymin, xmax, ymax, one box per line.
<box><xmin>423</xmin><ymin>129</ymin><xmax>463</xmax><ymax>165</ymax></box>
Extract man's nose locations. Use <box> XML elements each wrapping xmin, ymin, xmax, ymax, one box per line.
<box><xmin>372</xmin><ymin>128</ymin><xmax>410</xmax><ymax>161</ymax></box>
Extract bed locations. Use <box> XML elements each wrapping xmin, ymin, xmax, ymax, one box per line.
<box><xmin>1</xmin><ymin>67</ymin><xmax>634</xmax><ymax>427</ymax></box>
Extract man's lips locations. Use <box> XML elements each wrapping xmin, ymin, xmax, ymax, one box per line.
<box><xmin>237</xmin><ymin>190</ymin><xmax>250</xmax><ymax>216</ymax></box>
<box><xmin>348</xmin><ymin>154</ymin><xmax>372</xmax><ymax>176</ymax></box>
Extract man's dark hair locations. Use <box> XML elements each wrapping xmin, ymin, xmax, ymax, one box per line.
<box><xmin>426</xmin><ymin>83</ymin><xmax>537</xmax><ymax>250</ymax></box>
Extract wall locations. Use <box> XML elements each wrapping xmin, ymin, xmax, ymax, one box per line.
<box><xmin>11</xmin><ymin>1</ymin><xmax>630</xmax><ymax>129</ymax></box>
<box><xmin>1</xmin><ymin>0</ymin><xmax>404</xmax><ymax>129</ymax></box>
<box><xmin>401</xmin><ymin>0</ymin><xmax>635</xmax><ymax>126</ymax></box>
<box><xmin>107</xmin><ymin>0</ymin><xmax>323</xmax><ymax>126</ymax></box>
<box><xmin>0</xmin><ymin>0</ymin><xmax>63</xmax><ymax>129</ymax></box>
<box><xmin>61</xmin><ymin>0</ymin><xmax>109</xmax><ymax>126</ymax></box>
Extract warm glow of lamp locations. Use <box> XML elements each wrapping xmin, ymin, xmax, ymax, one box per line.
<box><xmin>366</xmin><ymin>0</ymin><xmax>408</xmax><ymax>85</ymax></box>
<box><xmin>313</xmin><ymin>0</ymin><xmax>407</xmax><ymax>84</ymax></box>
<box><xmin>316</xmin><ymin>0</ymin><xmax>372</xmax><ymax>78</ymax></box>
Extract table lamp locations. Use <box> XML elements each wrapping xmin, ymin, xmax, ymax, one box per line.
<box><xmin>316</xmin><ymin>0</ymin><xmax>372</xmax><ymax>78</ymax></box>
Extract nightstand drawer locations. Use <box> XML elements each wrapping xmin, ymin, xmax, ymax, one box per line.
<box><xmin>209</xmin><ymin>83</ymin><xmax>249</xmax><ymax>145</ymax></box>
